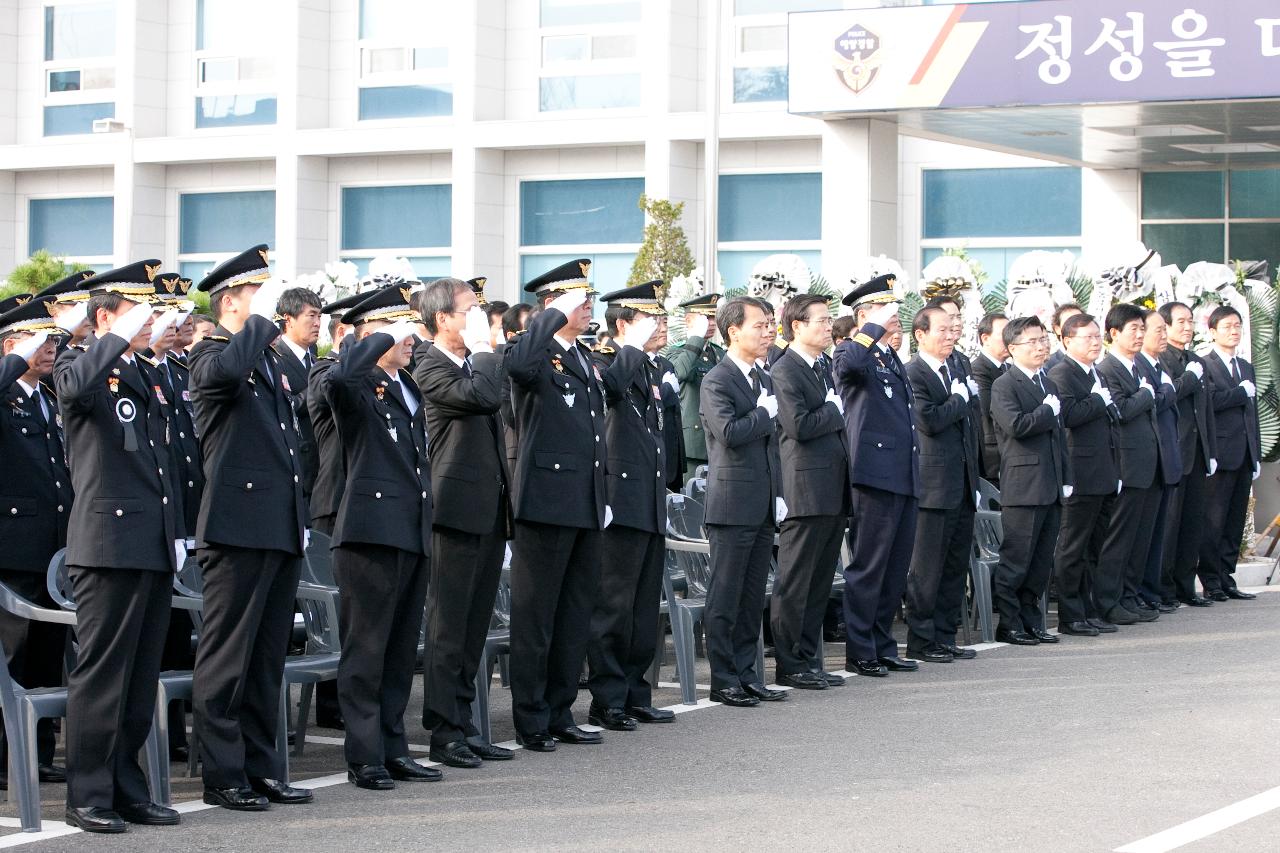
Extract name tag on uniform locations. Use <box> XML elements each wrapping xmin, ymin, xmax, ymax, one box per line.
<box><xmin>154</xmin><ymin>385</ymin><xmax>168</xmax><ymax>404</ymax></box>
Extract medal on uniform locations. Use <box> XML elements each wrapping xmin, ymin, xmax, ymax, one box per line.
<box><xmin>115</xmin><ymin>397</ymin><xmax>139</xmax><ymax>452</ymax></box>
<box><xmin>551</xmin><ymin>354</ymin><xmax>565</xmax><ymax>374</ymax></box>
<box><xmin>884</xmin><ymin>384</ymin><xmax>893</xmax><ymax>399</ymax></box>
<box><xmin>388</xmin><ymin>426</ymin><xmax>398</xmax><ymax>443</ymax></box>
<box><xmin>108</xmin><ymin>376</ymin><xmax>120</xmax><ymax>394</ymax></box>
<box><xmin>282</xmin><ymin>373</ymin><xmax>292</xmax><ymax>393</ymax></box>
<box><xmin>376</xmin><ymin>383</ymin><xmax>386</xmax><ymax>402</ymax></box>
<box><xmin>154</xmin><ymin>384</ymin><xmax>168</xmax><ymax>405</ymax></box>
<box><xmin>563</xmin><ymin>392</ymin><xmax>575</xmax><ymax>408</ymax></box>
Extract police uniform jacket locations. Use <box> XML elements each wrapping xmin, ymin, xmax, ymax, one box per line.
<box><xmin>599</xmin><ymin>343</ymin><xmax>666</xmax><ymax>534</ymax></box>
<box><xmin>1</xmin><ymin>354</ymin><xmax>72</xmax><ymax>572</ymax></box>
<box><xmin>1160</xmin><ymin>346</ymin><xmax>1217</xmax><ymax>474</ymax></box>
<box><xmin>668</xmin><ymin>335</ymin><xmax>723</xmax><ymax>460</ymax></box>
<box><xmin>149</xmin><ymin>353</ymin><xmax>203</xmax><ymax>535</ymax></box>
<box><xmin>306</xmin><ymin>353</ymin><xmax>342</xmax><ymax>528</ymax></box>
<box><xmin>188</xmin><ymin>315</ymin><xmax>307</xmax><ymax>554</ymax></box>
<box><xmin>54</xmin><ymin>334</ymin><xmax>178</xmax><ymax>572</ymax></box>
<box><xmin>272</xmin><ymin>340</ymin><xmax>319</xmax><ymax>499</ymax></box>
<box><xmin>654</xmin><ymin>352</ymin><xmax>686</xmax><ymax>486</ymax></box>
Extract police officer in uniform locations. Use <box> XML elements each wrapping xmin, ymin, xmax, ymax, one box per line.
<box><xmin>188</xmin><ymin>246</ymin><xmax>312</xmax><ymax>811</ymax></box>
<box><xmin>0</xmin><ymin>295</ymin><xmax>73</xmax><ymax>785</ymax></box>
<box><xmin>35</xmin><ymin>269</ymin><xmax>98</xmax><ymax>347</ymax></box>
<box><xmin>669</xmin><ymin>293</ymin><xmax>722</xmax><ymax>479</ymax></box>
<box><xmin>504</xmin><ymin>259</ymin><xmax>609</xmax><ymax>751</ymax></box>
<box><xmin>54</xmin><ymin>262</ymin><xmax>181</xmax><ymax>833</ymax></box>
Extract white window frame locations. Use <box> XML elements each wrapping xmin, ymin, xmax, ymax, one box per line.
<box><xmin>354</xmin><ymin>2</ymin><xmax>452</xmax><ymax>125</ymax></box>
<box><xmin>536</xmin><ymin>18</ymin><xmax>643</xmax><ymax>115</ymax></box>
<box><xmin>24</xmin><ymin>192</ymin><xmax>115</xmax><ymax>267</ymax></box>
<box><xmin>41</xmin><ymin>0</ymin><xmax>116</xmax><ymax>119</ymax></box>
<box><xmin>724</xmin><ymin>11</ymin><xmax>790</xmax><ymax>111</ymax></box>
<box><xmin>334</xmin><ymin>179</ymin><xmax>454</xmax><ymax>271</ymax></box>
<box><xmin>192</xmin><ymin>1</ymin><xmax>278</xmax><ymax>131</ymax></box>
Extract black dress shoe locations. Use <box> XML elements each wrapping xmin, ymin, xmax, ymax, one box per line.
<box><xmin>626</xmin><ymin>705</ymin><xmax>676</xmax><ymax>723</ymax></box>
<box><xmin>1086</xmin><ymin>617</ymin><xmax>1118</xmax><ymax>633</ymax></box>
<box><xmin>812</xmin><ymin>670</ymin><xmax>847</xmax><ymax>686</ymax></box>
<box><xmin>38</xmin><ymin>763</ymin><xmax>67</xmax><ymax>783</ymax></box>
<box><xmin>1132</xmin><ymin>606</ymin><xmax>1160</xmax><ymax>622</ymax></box>
<box><xmin>516</xmin><ymin>732</ymin><xmax>557</xmax><ymax>752</ymax></box>
<box><xmin>588</xmin><ymin>706</ymin><xmax>639</xmax><ymax>730</ymax></box>
<box><xmin>549</xmin><ymin>725</ymin><xmax>603</xmax><ymax>744</ymax></box>
<box><xmin>203</xmin><ymin>786</ymin><xmax>270</xmax><ymax>810</ymax></box>
<box><xmin>1226</xmin><ymin>588</ymin><xmax>1257</xmax><ymax>600</ymax></box>
<box><xmin>996</xmin><ymin>628</ymin><xmax>1040</xmax><ymax>646</ymax></box>
<box><xmin>429</xmin><ymin>740</ymin><xmax>481</xmax><ymax>768</ymax></box>
<box><xmin>347</xmin><ymin>764</ymin><xmax>395</xmax><ymax>790</ymax></box>
<box><xmin>1104</xmin><ymin>606</ymin><xmax>1139</xmax><ymax>625</ymax></box>
<box><xmin>939</xmin><ymin>643</ymin><xmax>977</xmax><ymax>660</ymax></box>
<box><xmin>710</xmin><ymin>687</ymin><xmax>760</xmax><ymax>707</ymax></box>
<box><xmin>65</xmin><ymin>806</ymin><xmax>127</xmax><ymax>833</ymax></box>
<box><xmin>387</xmin><ymin>756</ymin><xmax>444</xmax><ymax>781</ymax></box>
<box><xmin>877</xmin><ymin>656</ymin><xmax>919</xmax><ymax>672</ymax></box>
<box><xmin>116</xmin><ymin>802</ymin><xmax>181</xmax><ymax>825</ymax></box>
<box><xmin>249</xmin><ymin>777</ymin><xmax>313</xmax><ymax>804</ymax></box>
<box><xmin>1207</xmin><ymin>589</ymin><xmax>1230</xmax><ymax>602</ymax></box>
<box><xmin>743</xmin><ymin>681</ymin><xmax>789</xmax><ymax>701</ymax></box>
<box><xmin>905</xmin><ymin>646</ymin><xmax>953</xmax><ymax>663</ymax></box>
<box><xmin>1058</xmin><ymin>620</ymin><xmax>1100</xmax><ymax>637</ymax></box>
<box><xmin>1029</xmin><ymin>627</ymin><xmax>1059</xmax><ymax>643</ymax></box>
<box><xmin>1156</xmin><ymin>602</ymin><xmax>1178</xmax><ymax>613</ymax></box>
<box><xmin>848</xmin><ymin>659</ymin><xmax>888</xmax><ymax>677</ymax></box>
<box><xmin>776</xmin><ymin>671</ymin><xmax>828</xmax><ymax>689</ymax></box>
<box><xmin>465</xmin><ymin>738</ymin><xmax>515</xmax><ymax>759</ymax></box>
<box><xmin>1180</xmin><ymin>595</ymin><xmax>1213</xmax><ymax>607</ymax></box>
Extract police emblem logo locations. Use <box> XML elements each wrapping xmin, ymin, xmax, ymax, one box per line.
<box><xmin>400</xmin><ymin>287</ymin><xmax>412</xmax><ymax>304</ymax></box>
<box><xmin>14</xmin><ymin>294</ymin><xmax>31</xmax><ymax>305</ymax></box>
<box><xmin>259</xmin><ymin>248</ymin><xmax>270</xmax><ymax>266</ymax></box>
<box><xmin>653</xmin><ymin>281</ymin><xmax>669</xmax><ymax>303</ymax></box>
<box><xmin>164</xmin><ymin>276</ymin><xmax>178</xmax><ymax>294</ymax></box>
<box><xmin>145</xmin><ymin>263</ymin><xmax>161</xmax><ymax>282</ymax></box>
<box><xmin>579</xmin><ymin>261</ymin><xmax>591</xmax><ymax>279</ymax></box>
<box><xmin>178</xmin><ymin>279</ymin><xmax>191</xmax><ymax>294</ymax></box>
<box><xmin>833</xmin><ymin>23</ymin><xmax>883</xmax><ymax>95</ymax></box>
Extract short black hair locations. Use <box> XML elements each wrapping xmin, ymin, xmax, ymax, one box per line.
<box><xmin>502</xmin><ymin>303</ymin><xmax>532</xmax><ymax>339</ymax></box>
<box><xmin>1104</xmin><ymin>303</ymin><xmax>1146</xmax><ymax>339</ymax></box>
<box><xmin>604</xmin><ymin>303</ymin><xmax>640</xmax><ymax>339</ymax></box>
<box><xmin>716</xmin><ymin>296</ymin><xmax>760</xmax><ymax>341</ymax></box>
<box><xmin>87</xmin><ymin>292</ymin><xmax>131</xmax><ymax>330</ymax></box>
<box><xmin>912</xmin><ymin>306</ymin><xmax>947</xmax><ymax>337</ymax></box>
<box><xmin>327</xmin><ymin>315</ymin><xmax>344</xmax><ymax>340</ymax></box>
<box><xmin>190</xmin><ymin>313</ymin><xmax>214</xmax><ymax>327</ymax></box>
<box><xmin>1060</xmin><ymin>312</ymin><xmax>1096</xmax><ymax>339</ymax></box>
<box><xmin>277</xmin><ymin>287</ymin><xmax>323</xmax><ymax>318</ymax></box>
<box><xmin>780</xmin><ymin>294</ymin><xmax>829</xmax><ymax>342</ymax></box>
<box><xmin>1053</xmin><ymin>303</ymin><xmax>1083</xmax><ymax>332</ymax></box>
<box><xmin>209</xmin><ymin>284</ymin><xmax>249</xmax><ymax>321</ymax></box>
<box><xmin>977</xmin><ymin>311</ymin><xmax>1007</xmax><ymax>343</ymax></box>
<box><xmin>1158</xmin><ymin>301</ymin><xmax>1192</xmax><ymax>325</ymax></box>
<box><xmin>925</xmin><ymin>294</ymin><xmax>962</xmax><ymax>312</ymax></box>
<box><xmin>1208</xmin><ymin>305</ymin><xmax>1242</xmax><ymax>329</ymax></box>
<box><xmin>832</xmin><ymin>315</ymin><xmax>855</xmax><ymax>342</ymax></box>
<box><xmin>419</xmin><ymin>278</ymin><xmax>472</xmax><ymax>335</ymax></box>
<box><xmin>485</xmin><ymin>301</ymin><xmax>509</xmax><ymax>323</ymax></box>
<box><xmin>1002</xmin><ymin>315</ymin><xmax>1044</xmax><ymax>349</ymax></box>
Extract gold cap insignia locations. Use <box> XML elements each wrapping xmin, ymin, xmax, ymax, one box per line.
<box><xmin>163</xmin><ymin>276</ymin><xmax>178</xmax><ymax>294</ymax></box>
<box><xmin>179</xmin><ymin>279</ymin><xmax>191</xmax><ymax>294</ymax></box>
<box><xmin>145</xmin><ymin>263</ymin><xmax>160</xmax><ymax>282</ymax></box>
<box><xmin>15</xmin><ymin>294</ymin><xmax>31</xmax><ymax>305</ymax></box>
<box><xmin>579</xmin><ymin>261</ymin><xmax>591</xmax><ymax>279</ymax></box>
<box><xmin>259</xmin><ymin>248</ymin><xmax>270</xmax><ymax>266</ymax></box>
<box><xmin>400</xmin><ymin>287</ymin><xmax>412</xmax><ymax>304</ymax></box>
<box><xmin>44</xmin><ymin>300</ymin><xmax>58</xmax><ymax>317</ymax></box>
<box><xmin>653</xmin><ymin>281</ymin><xmax>669</xmax><ymax>303</ymax></box>
<box><xmin>474</xmin><ymin>277</ymin><xmax>487</xmax><ymax>288</ymax></box>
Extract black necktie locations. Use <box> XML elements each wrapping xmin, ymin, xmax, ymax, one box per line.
<box><xmin>303</xmin><ymin>352</ymin><xmax>313</xmax><ymax>371</ymax></box>
<box><xmin>463</xmin><ymin>356</ymin><xmax>474</xmax><ymax>378</ymax></box>
<box><xmin>750</xmin><ymin>367</ymin><xmax>762</xmax><ymax>396</ymax></box>
<box><xmin>1000</xmin><ymin>362</ymin><xmax>1010</xmax><ymax>375</ymax></box>
<box><xmin>940</xmin><ymin>363</ymin><xmax>951</xmax><ymax>388</ymax></box>
<box><xmin>260</xmin><ymin>356</ymin><xmax>275</xmax><ymax>388</ymax></box>
<box><xmin>813</xmin><ymin>358</ymin><xmax>828</xmax><ymax>391</ymax></box>
<box><xmin>1131</xmin><ymin>364</ymin><xmax>1141</xmax><ymax>385</ymax></box>
<box><xmin>32</xmin><ymin>386</ymin><xmax>49</xmax><ymax>424</ymax></box>
<box><xmin>1033</xmin><ymin>372</ymin><xmax>1045</xmax><ymax>395</ymax></box>
<box><xmin>1231</xmin><ymin>357</ymin><xmax>1241</xmax><ymax>383</ymax></box>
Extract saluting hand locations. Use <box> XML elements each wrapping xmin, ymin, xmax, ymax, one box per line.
<box><xmin>12</xmin><ymin>330</ymin><xmax>49</xmax><ymax>362</ymax></box>
<box><xmin>548</xmin><ymin>289</ymin><xmax>587</xmax><ymax>319</ymax></box>
<box><xmin>109</xmin><ymin>302</ymin><xmax>154</xmax><ymax>344</ymax></box>
<box><xmin>54</xmin><ymin>301</ymin><xmax>88</xmax><ymax>334</ymax></box>
<box><xmin>621</xmin><ymin>315</ymin><xmax>658</xmax><ymax>350</ymax></box>
<box><xmin>249</xmin><ymin>277</ymin><xmax>287</xmax><ymax>320</ymax></box>
<box><xmin>462</xmin><ymin>306</ymin><xmax>493</xmax><ymax>354</ymax></box>
<box><xmin>686</xmin><ymin>313</ymin><xmax>710</xmax><ymax>340</ymax></box>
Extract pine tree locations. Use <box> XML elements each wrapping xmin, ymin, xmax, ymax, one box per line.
<box><xmin>627</xmin><ymin>194</ymin><xmax>696</xmax><ymax>287</ymax></box>
<box><xmin>2</xmin><ymin>250</ymin><xmax>91</xmax><ymax>298</ymax></box>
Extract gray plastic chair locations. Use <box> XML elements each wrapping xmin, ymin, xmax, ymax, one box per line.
<box><xmin>971</xmin><ymin>509</ymin><xmax>1000</xmax><ymax>643</ymax></box>
<box><xmin>681</xmin><ymin>476</ymin><xmax>707</xmax><ymax>505</ymax></box>
<box><xmin>294</xmin><ymin>529</ymin><xmax>341</xmax><ymax>754</ymax></box>
<box><xmin>286</xmin><ymin>582</ymin><xmax>342</xmax><ymax>759</ymax></box>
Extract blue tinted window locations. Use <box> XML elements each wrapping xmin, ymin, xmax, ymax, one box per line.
<box><xmin>520</xmin><ymin>178</ymin><xmax>644</xmax><ymax>246</ymax></box>
<box><xmin>43</xmin><ymin>102</ymin><xmax>114</xmax><ymax>136</ymax></box>
<box><xmin>29</xmin><ymin>197</ymin><xmax>114</xmax><ymax>256</ymax></box>
<box><xmin>720</xmin><ymin>173</ymin><xmax>821</xmax><ymax>242</ymax></box>
<box><xmin>519</xmin><ymin>252</ymin><xmax>636</xmax><ymax>313</ymax></box>
<box><xmin>341</xmin><ymin>185</ymin><xmax>452</xmax><ymax>250</ymax></box>
<box><xmin>1230</xmin><ymin>223</ymin><xmax>1280</xmax><ymax>277</ymax></box>
<box><xmin>180</xmin><ymin>191</ymin><xmax>275</xmax><ymax>254</ymax></box>
<box><xmin>717</xmin><ymin>250</ymin><xmax>822</xmax><ymax>291</ymax></box>
<box><xmin>1140</xmin><ymin>224</ymin><xmax>1224</xmax><ymax>270</ymax></box>
<box><xmin>539</xmin><ymin>75</ymin><xmax>641</xmax><ymax>111</ymax></box>
<box><xmin>1229</xmin><ymin>169</ymin><xmax>1280</xmax><ymax>219</ymax></box>
<box><xmin>1141</xmin><ymin>171</ymin><xmax>1223</xmax><ymax>220</ymax></box>
<box><xmin>733</xmin><ymin>67</ymin><xmax>788</xmax><ymax>103</ymax></box>
<box><xmin>358</xmin><ymin>85</ymin><xmax>453</xmax><ymax>120</ymax></box>
<box><xmin>195</xmin><ymin>94</ymin><xmax>277</xmax><ymax>128</ymax></box>
<box><xmin>923</xmin><ymin>167</ymin><xmax>1081</xmax><ymax>238</ymax></box>
<box><xmin>347</xmin><ymin>256</ymin><xmax>452</xmax><ymax>279</ymax></box>
<box><xmin>921</xmin><ymin>247</ymin><xmax>1080</xmax><ymax>290</ymax></box>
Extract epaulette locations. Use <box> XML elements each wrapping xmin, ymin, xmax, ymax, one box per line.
<box><xmin>69</xmin><ymin>342</ymin><xmax>88</xmax><ymax>351</ymax></box>
<box><xmin>852</xmin><ymin>332</ymin><xmax>875</xmax><ymax>348</ymax></box>
<box><xmin>167</xmin><ymin>357</ymin><xmax>189</xmax><ymax>372</ymax></box>
<box><xmin>137</xmin><ymin>354</ymin><xmax>158</xmax><ymax>367</ymax></box>
<box><xmin>207</xmin><ymin>335</ymin><xmax>230</xmax><ymax>343</ymax></box>
<box><xmin>594</xmin><ymin>345</ymin><xmax>615</xmax><ymax>355</ymax></box>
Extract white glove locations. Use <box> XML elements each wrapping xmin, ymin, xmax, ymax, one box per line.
<box><xmin>1185</xmin><ymin>361</ymin><xmax>1203</xmax><ymax>380</ymax></box>
<box><xmin>757</xmin><ymin>390</ymin><xmax>778</xmax><ymax>418</ymax></box>
<box><xmin>148</xmin><ymin>308</ymin><xmax>180</xmax><ymax>346</ymax></box>
<box><xmin>249</xmin><ymin>278</ymin><xmax>286</xmax><ymax>320</ymax></box>
<box><xmin>379</xmin><ymin>320</ymin><xmax>418</xmax><ymax>345</ymax></box>
<box><xmin>174</xmin><ymin>539</ymin><xmax>187</xmax><ymax>567</ymax></box>
<box><xmin>1042</xmin><ymin>393</ymin><xmax>1060</xmax><ymax>416</ymax></box>
<box><xmin>1253</xmin><ymin>462</ymin><xmax>1261</xmax><ymax>482</ymax></box>
<box><xmin>663</xmin><ymin>371</ymin><xmax>679</xmax><ymax>394</ymax></box>
<box><xmin>1161</xmin><ymin>377</ymin><xmax>1175</xmax><ymax>391</ymax></box>
<box><xmin>108</xmin><ymin>302</ymin><xmax>153</xmax><ymax>343</ymax></box>
<box><xmin>54</xmin><ymin>301</ymin><xmax>88</xmax><ymax>333</ymax></box>
<box><xmin>686</xmin><ymin>313</ymin><xmax>710</xmax><ymax>340</ymax></box>
<box><xmin>621</xmin><ymin>315</ymin><xmax>658</xmax><ymax>350</ymax></box>
<box><xmin>951</xmin><ymin>379</ymin><xmax>970</xmax><ymax>402</ymax></box>
<box><xmin>1137</xmin><ymin>377</ymin><xmax>1154</xmax><ymax>396</ymax></box>
<box><xmin>1240</xmin><ymin>379</ymin><xmax>1256</xmax><ymax>398</ymax></box>
<box><xmin>548</xmin><ymin>289</ymin><xmax>587</xmax><ymax>320</ymax></box>
<box><xmin>1093</xmin><ymin>384</ymin><xmax>1114</xmax><ymax>406</ymax></box>
<box><xmin>775</xmin><ymin>497</ymin><xmax>788</xmax><ymax>525</ymax></box>
<box><xmin>304</xmin><ymin>529</ymin><xmax>311</xmax><ymax>550</ymax></box>
<box><xmin>12</xmin><ymin>330</ymin><xmax>50</xmax><ymax>361</ymax></box>
<box><xmin>1062</xmin><ymin>485</ymin><xmax>1074</xmax><ymax>499</ymax></box>
<box><xmin>1117</xmin><ymin>480</ymin><xmax>1123</xmax><ymax>495</ymax></box>
<box><xmin>867</xmin><ymin>301</ymin><xmax>899</xmax><ymax>328</ymax></box>
<box><xmin>1208</xmin><ymin>458</ymin><xmax>1218</xmax><ymax>476</ymax></box>
<box><xmin>461</xmin><ymin>306</ymin><xmax>494</xmax><ymax>353</ymax></box>
<box><xmin>966</xmin><ymin>377</ymin><xmax>980</xmax><ymax>396</ymax></box>
<box><xmin>173</xmin><ymin>309</ymin><xmax>192</xmax><ymax>328</ymax></box>
<box><xmin>825</xmin><ymin>389</ymin><xmax>844</xmax><ymax>414</ymax></box>
<box><xmin>603</xmin><ymin>505</ymin><xmax>614</xmax><ymax>528</ymax></box>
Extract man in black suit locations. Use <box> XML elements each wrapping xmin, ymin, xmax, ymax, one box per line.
<box><xmin>989</xmin><ymin>315</ymin><xmax>1070</xmax><ymax>646</ymax></box>
<box><xmin>769</xmin><ymin>294</ymin><xmax>850</xmax><ymax>689</ymax></box>
<box><xmin>585</xmin><ymin>282</ymin><xmax>679</xmax><ymax>726</ymax></box>
<box><xmin>904</xmin><ymin>307</ymin><xmax>979</xmax><ymax>662</ymax></box>
<box><xmin>1158</xmin><ymin>301</ymin><xmax>1217</xmax><ymax>607</ymax></box>
<box><xmin>1094</xmin><ymin>303</ymin><xmax>1163</xmax><ymax>625</ymax></box>
<box><xmin>1046</xmin><ymin>303</ymin><xmax>1083</xmax><ymax>371</ymax></box>
<box><xmin>1197</xmin><ymin>305</ymin><xmax>1261</xmax><ymax>601</ymax></box>
<box><xmin>1048</xmin><ymin>313</ymin><xmax>1121</xmax><ymax>637</ymax></box>
<box><xmin>699</xmin><ymin>296</ymin><xmax>786</xmax><ymax>707</ymax></box>
<box><xmin>1135</xmin><ymin>310</ymin><xmax>1183</xmax><ymax>612</ymax></box>
<box><xmin>0</xmin><ymin>296</ymin><xmax>72</xmax><ymax>786</ymax></box>
<box><xmin>307</xmin><ymin>290</ymin><xmax>368</xmax><ymax>537</ymax></box>
<box><xmin>189</xmin><ymin>246</ymin><xmax>312</xmax><ymax>811</ymax></box>
<box><xmin>326</xmin><ymin>286</ymin><xmax>439</xmax><ymax>790</ymax></box>
<box><xmin>271</xmin><ymin>288</ymin><xmax>323</xmax><ymax>503</ymax></box>
<box><xmin>54</xmin><ymin>264</ymin><xmax>181</xmax><ymax>833</ymax></box>
<box><xmin>505</xmin><ymin>259</ymin><xmax>609</xmax><ymax>750</ymax></box>
<box><xmin>412</xmin><ymin>278</ymin><xmax>514</xmax><ymax>767</ymax></box>
<box><xmin>971</xmin><ymin>312</ymin><xmax>1009</xmax><ymax>483</ymax></box>
<box><xmin>832</xmin><ymin>275</ymin><xmax>920</xmax><ymax>677</ymax></box>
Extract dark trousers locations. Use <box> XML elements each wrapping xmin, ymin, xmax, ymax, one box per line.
<box><xmin>1139</xmin><ymin>484</ymin><xmax>1175</xmax><ymax>606</ymax></box>
<box><xmin>0</xmin><ymin>570</ymin><xmax>66</xmax><ymax>767</ymax></box>
<box><xmin>1163</xmin><ymin>448</ymin><xmax>1209</xmax><ymax>601</ymax></box>
<box><xmin>64</xmin><ymin>567</ymin><xmax>170</xmax><ymax>808</ymax></box>
<box><xmin>422</xmin><ymin>524</ymin><xmax>505</xmax><ymax>746</ymax></box>
<box><xmin>510</xmin><ymin>520</ymin><xmax>601</xmax><ymax>737</ymax></box>
<box><xmin>705</xmin><ymin>522</ymin><xmax>774</xmax><ymax>691</ymax></box>
<box><xmin>333</xmin><ymin>545</ymin><xmax>429</xmax><ymax>764</ymax></box>
<box><xmin>588</xmin><ymin>525</ymin><xmax>665</xmax><ymax>709</ymax></box>
<box><xmin>771</xmin><ymin>514</ymin><xmax>845</xmax><ymax>675</ymax></box>
<box><xmin>1199</xmin><ymin>463</ymin><xmax>1252</xmax><ymax>593</ymax></box>
<box><xmin>192</xmin><ymin>545</ymin><xmax>301</xmax><ymax>789</ymax></box>
<box><xmin>995</xmin><ymin>503</ymin><xmax>1060</xmax><ymax>633</ymax></box>
<box><xmin>844</xmin><ymin>487</ymin><xmax>917</xmax><ymax>662</ymax></box>
<box><xmin>1095</xmin><ymin>484</ymin><xmax>1162</xmax><ymax>614</ymax></box>
<box><xmin>904</xmin><ymin>505</ymin><xmax>973</xmax><ymax>651</ymax></box>
<box><xmin>1054</xmin><ymin>493</ymin><xmax>1112</xmax><ymax>625</ymax></box>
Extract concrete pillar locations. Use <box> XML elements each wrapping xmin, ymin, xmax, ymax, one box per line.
<box><xmin>820</xmin><ymin>119</ymin><xmax>899</xmax><ymax>279</ymax></box>
<box><xmin>451</xmin><ymin>146</ymin><xmax>506</xmax><ymax>298</ymax></box>
<box><xmin>113</xmin><ymin>161</ymin><xmax>165</xmax><ymax>264</ymax></box>
<box><xmin>274</xmin><ymin>153</ymin><xmax>330</xmax><ymax>279</ymax></box>
<box><xmin>1082</xmin><ymin>168</ymin><xmax>1140</xmax><ymax>263</ymax></box>
<box><xmin>644</xmin><ymin>138</ymin><xmax>700</xmax><ymax>254</ymax></box>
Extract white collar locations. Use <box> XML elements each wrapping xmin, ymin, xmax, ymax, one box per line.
<box><xmin>433</xmin><ymin>341</ymin><xmax>466</xmax><ymax>368</ymax></box>
<box><xmin>282</xmin><ymin>337</ymin><xmax>311</xmax><ymax>363</ymax></box>
<box><xmin>1213</xmin><ymin>345</ymin><xmax>1237</xmax><ymax>363</ymax></box>
<box><xmin>1141</xmin><ymin>351</ymin><xmax>1161</xmax><ymax>368</ymax></box>
<box><xmin>1107</xmin><ymin>349</ymin><xmax>1135</xmax><ymax>371</ymax></box>
<box><xmin>1011</xmin><ymin>361</ymin><xmax>1041</xmax><ymax>381</ymax></box>
<box><xmin>15</xmin><ymin>377</ymin><xmax>37</xmax><ymax>397</ymax></box>
<box><xmin>1068</xmin><ymin>354</ymin><xmax>1095</xmax><ymax>375</ymax></box>
<box><xmin>980</xmin><ymin>350</ymin><xmax>1006</xmax><ymax>368</ymax></box>
<box><xmin>788</xmin><ymin>346</ymin><xmax>819</xmax><ymax>368</ymax></box>
<box><xmin>918</xmin><ymin>351</ymin><xmax>947</xmax><ymax>374</ymax></box>
<box><xmin>553</xmin><ymin>333</ymin><xmax>579</xmax><ymax>353</ymax></box>
<box><xmin>727</xmin><ymin>352</ymin><xmax>756</xmax><ymax>381</ymax></box>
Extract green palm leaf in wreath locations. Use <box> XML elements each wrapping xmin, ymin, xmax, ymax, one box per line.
<box><xmin>981</xmin><ymin>279</ymin><xmax>1008</xmax><ymax>314</ymax></box>
<box><xmin>808</xmin><ymin>273</ymin><xmax>842</xmax><ymax>314</ymax></box>
<box><xmin>899</xmin><ymin>292</ymin><xmax>924</xmax><ymax>333</ymax></box>
<box><xmin>1068</xmin><ymin>268</ymin><xmax>1093</xmax><ymax>308</ymax></box>
<box><xmin>1247</xmin><ymin>279</ymin><xmax>1280</xmax><ymax>460</ymax></box>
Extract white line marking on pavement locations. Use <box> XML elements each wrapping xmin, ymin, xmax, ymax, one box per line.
<box><xmin>302</xmin><ymin>733</ymin><xmax>431</xmax><ymax>753</ymax></box>
<box><xmin>660</xmin><ymin>698</ymin><xmax>720</xmax><ymax>714</ymax></box>
<box><xmin>0</xmin><ymin>818</ymin><xmax>81</xmax><ymax>848</ymax></box>
<box><xmin>1114</xmin><ymin>785</ymin><xmax>1280</xmax><ymax>853</ymax></box>
<box><xmin>966</xmin><ymin>642</ymin><xmax>1008</xmax><ymax>652</ymax></box>
<box><xmin>658</xmin><ymin>681</ymin><xmax>710</xmax><ymax>690</ymax></box>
